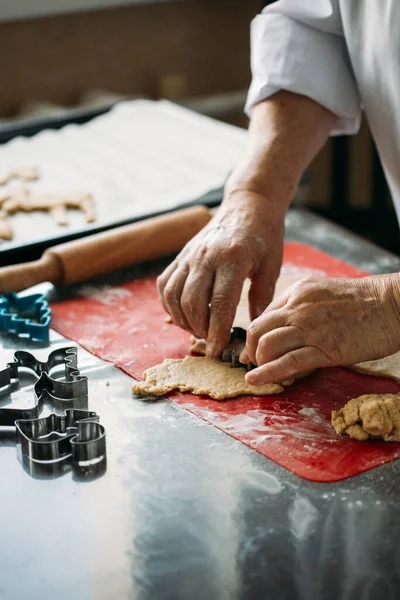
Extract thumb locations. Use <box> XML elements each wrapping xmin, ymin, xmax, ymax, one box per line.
<box><xmin>248</xmin><ymin>262</ymin><xmax>278</xmax><ymax>321</ymax></box>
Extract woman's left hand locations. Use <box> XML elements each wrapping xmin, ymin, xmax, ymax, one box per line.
<box><xmin>241</xmin><ymin>275</ymin><xmax>400</xmax><ymax>386</ymax></box>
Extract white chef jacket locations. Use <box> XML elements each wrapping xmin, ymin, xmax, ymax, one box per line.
<box><xmin>245</xmin><ymin>1</ymin><xmax>400</xmax><ymax>216</ymax></box>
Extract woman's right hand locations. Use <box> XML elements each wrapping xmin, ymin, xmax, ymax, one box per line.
<box><xmin>157</xmin><ymin>190</ymin><xmax>286</xmax><ymax>357</ymax></box>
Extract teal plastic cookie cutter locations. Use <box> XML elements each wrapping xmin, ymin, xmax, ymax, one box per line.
<box><xmin>0</xmin><ymin>292</ymin><xmax>52</xmax><ymax>342</ymax></box>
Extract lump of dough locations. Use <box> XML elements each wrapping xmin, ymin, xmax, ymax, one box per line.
<box><xmin>332</xmin><ymin>393</ymin><xmax>400</xmax><ymax>441</ymax></box>
<box><xmin>131</xmin><ymin>355</ymin><xmax>293</xmax><ymax>400</ymax></box>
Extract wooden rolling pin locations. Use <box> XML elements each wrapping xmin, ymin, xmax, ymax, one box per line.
<box><xmin>0</xmin><ymin>205</ymin><xmax>212</xmax><ymax>292</ymax></box>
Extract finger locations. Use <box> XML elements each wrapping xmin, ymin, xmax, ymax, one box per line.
<box><xmin>207</xmin><ymin>268</ymin><xmax>247</xmax><ymax>357</ymax></box>
<box><xmin>161</xmin><ymin>264</ymin><xmax>191</xmax><ymax>331</ymax></box>
<box><xmin>243</xmin><ymin>309</ymin><xmax>287</xmax><ymax>365</ymax></box>
<box><xmin>157</xmin><ymin>260</ymin><xmax>178</xmax><ymax>312</ymax></box>
<box><xmin>255</xmin><ymin>326</ymin><xmax>305</xmax><ymax>365</ymax></box>
<box><xmin>248</xmin><ymin>264</ymin><xmax>277</xmax><ymax>321</ymax></box>
<box><xmin>180</xmin><ymin>268</ymin><xmax>214</xmax><ymax>339</ymax></box>
<box><xmin>239</xmin><ymin>348</ymin><xmax>251</xmax><ymax>365</ymax></box>
<box><xmin>246</xmin><ymin>346</ymin><xmax>326</xmax><ymax>386</ymax></box>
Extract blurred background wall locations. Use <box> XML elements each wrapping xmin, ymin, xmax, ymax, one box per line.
<box><xmin>0</xmin><ymin>1</ymin><xmax>256</xmax><ymax>118</ymax></box>
<box><xmin>0</xmin><ymin>0</ymin><xmax>397</xmax><ymax>254</ymax></box>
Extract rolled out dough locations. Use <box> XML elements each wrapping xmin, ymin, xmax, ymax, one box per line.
<box><xmin>134</xmin><ymin>270</ymin><xmax>400</xmax><ymax>403</ymax></box>
<box><xmin>131</xmin><ymin>355</ymin><xmax>293</xmax><ymax>400</ymax></box>
<box><xmin>332</xmin><ymin>393</ymin><xmax>400</xmax><ymax>441</ymax></box>
<box><xmin>350</xmin><ymin>353</ymin><xmax>400</xmax><ymax>381</ymax></box>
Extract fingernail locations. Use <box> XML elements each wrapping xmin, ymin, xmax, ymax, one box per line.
<box><xmin>239</xmin><ymin>350</ymin><xmax>250</xmax><ymax>364</ymax></box>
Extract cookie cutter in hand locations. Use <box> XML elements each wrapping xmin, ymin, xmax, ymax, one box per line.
<box><xmin>0</xmin><ymin>347</ymin><xmax>106</xmax><ymax>473</ymax></box>
<box><xmin>0</xmin><ymin>292</ymin><xmax>51</xmax><ymax>342</ymax></box>
<box><xmin>221</xmin><ymin>327</ymin><xmax>255</xmax><ymax>371</ymax></box>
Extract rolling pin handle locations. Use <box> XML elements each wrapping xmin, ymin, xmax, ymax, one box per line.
<box><xmin>0</xmin><ymin>253</ymin><xmax>62</xmax><ymax>293</ymax></box>
<box><xmin>0</xmin><ymin>205</ymin><xmax>213</xmax><ymax>291</ymax></box>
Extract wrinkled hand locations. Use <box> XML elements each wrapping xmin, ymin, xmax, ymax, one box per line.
<box><xmin>157</xmin><ymin>191</ymin><xmax>285</xmax><ymax>356</ymax></box>
<box><xmin>241</xmin><ymin>275</ymin><xmax>400</xmax><ymax>385</ymax></box>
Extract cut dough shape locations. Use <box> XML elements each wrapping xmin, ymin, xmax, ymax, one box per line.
<box><xmin>332</xmin><ymin>394</ymin><xmax>400</xmax><ymax>441</ymax></box>
<box><xmin>0</xmin><ymin>166</ymin><xmax>39</xmax><ymax>186</ymax></box>
<box><xmin>0</xmin><ymin>185</ymin><xmax>95</xmax><ymax>225</ymax></box>
<box><xmin>131</xmin><ymin>355</ymin><xmax>293</xmax><ymax>400</ymax></box>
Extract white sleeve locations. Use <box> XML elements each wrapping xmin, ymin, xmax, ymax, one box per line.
<box><xmin>245</xmin><ymin>0</ymin><xmax>362</xmax><ymax>136</ymax></box>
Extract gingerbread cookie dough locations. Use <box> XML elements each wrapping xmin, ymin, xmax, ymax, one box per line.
<box><xmin>0</xmin><ymin>166</ymin><xmax>39</xmax><ymax>186</ymax></box>
<box><xmin>0</xmin><ymin>217</ymin><xmax>12</xmax><ymax>241</ymax></box>
<box><xmin>350</xmin><ymin>352</ymin><xmax>400</xmax><ymax>381</ymax></box>
<box><xmin>332</xmin><ymin>393</ymin><xmax>400</xmax><ymax>441</ymax></box>
<box><xmin>0</xmin><ymin>186</ymin><xmax>95</xmax><ymax>227</ymax></box>
<box><xmin>132</xmin><ymin>355</ymin><xmax>293</xmax><ymax>400</ymax></box>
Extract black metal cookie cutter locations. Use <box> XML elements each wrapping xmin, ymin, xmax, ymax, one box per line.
<box><xmin>0</xmin><ymin>347</ymin><xmax>106</xmax><ymax>475</ymax></box>
<box><xmin>221</xmin><ymin>327</ymin><xmax>255</xmax><ymax>371</ymax></box>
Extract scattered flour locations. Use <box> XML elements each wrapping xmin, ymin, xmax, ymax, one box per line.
<box><xmin>78</xmin><ymin>284</ymin><xmax>132</xmax><ymax>306</ymax></box>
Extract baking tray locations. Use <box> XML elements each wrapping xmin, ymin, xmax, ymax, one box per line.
<box><xmin>0</xmin><ymin>100</ymin><xmax>244</xmax><ymax>266</ymax></box>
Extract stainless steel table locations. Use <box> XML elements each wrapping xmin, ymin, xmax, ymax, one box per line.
<box><xmin>1</xmin><ymin>209</ymin><xmax>400</xmax><ymax>600</ymax></box>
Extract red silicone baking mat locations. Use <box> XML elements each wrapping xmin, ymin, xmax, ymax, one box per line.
<box><xmin>51</xmin><ymin>242</ymin><xmax>400</xmax><ymax>482</ymax></box>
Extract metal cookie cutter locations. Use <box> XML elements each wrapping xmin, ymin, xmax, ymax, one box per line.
<box><xmin>221</xmin><ymin>327</ymin><xmax>255</xmax><ymax>371</ymax></box>
<box><xmin>0</xmin><ymin>347</ymin><xmax>106</xmax><ymax>474</ymax></box>
<box><xmin>0</xmin><ymin>292</ymin><xmax>52</xmax><ymax>342</ymax></box>
<box><xmin>15</xmin><ymin>409</ymin><xmax>106</xmax><ymax>472</ymax></box>
<box><xmin>0</xmin><ymin>347</ymin><xmax>87</xmax><ymax>424</ymax></box>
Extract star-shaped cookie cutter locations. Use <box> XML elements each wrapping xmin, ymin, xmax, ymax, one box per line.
<box><xmin>0</xmin><ymin>347</ymin><xmax>106</xmax><ymax>475</ymax></box>
<box><xmin>0</xmin><ymin>292</ymin><xmax>52</xmax><ymax>342</ymax></box>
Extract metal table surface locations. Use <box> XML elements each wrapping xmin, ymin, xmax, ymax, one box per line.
<box><xmin>1</xmin><ymin>208</ymin><xmax>400</xmax><ymax>600</ymax></box>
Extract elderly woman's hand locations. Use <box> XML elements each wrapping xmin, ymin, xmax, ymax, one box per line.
<box><xmin>158</xmin><ymin>91</ymin><xmax>338</xmax><ymax>358</ymax></box>
<box><xmin>241</xmin><ymin>275</ymin><xmax>400</xmax><ymax>385</ymax></box>
<box><xmin>157</xmin><ymin>191</ymin><xmax>286</xmax><ymax>357</ymax></box>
